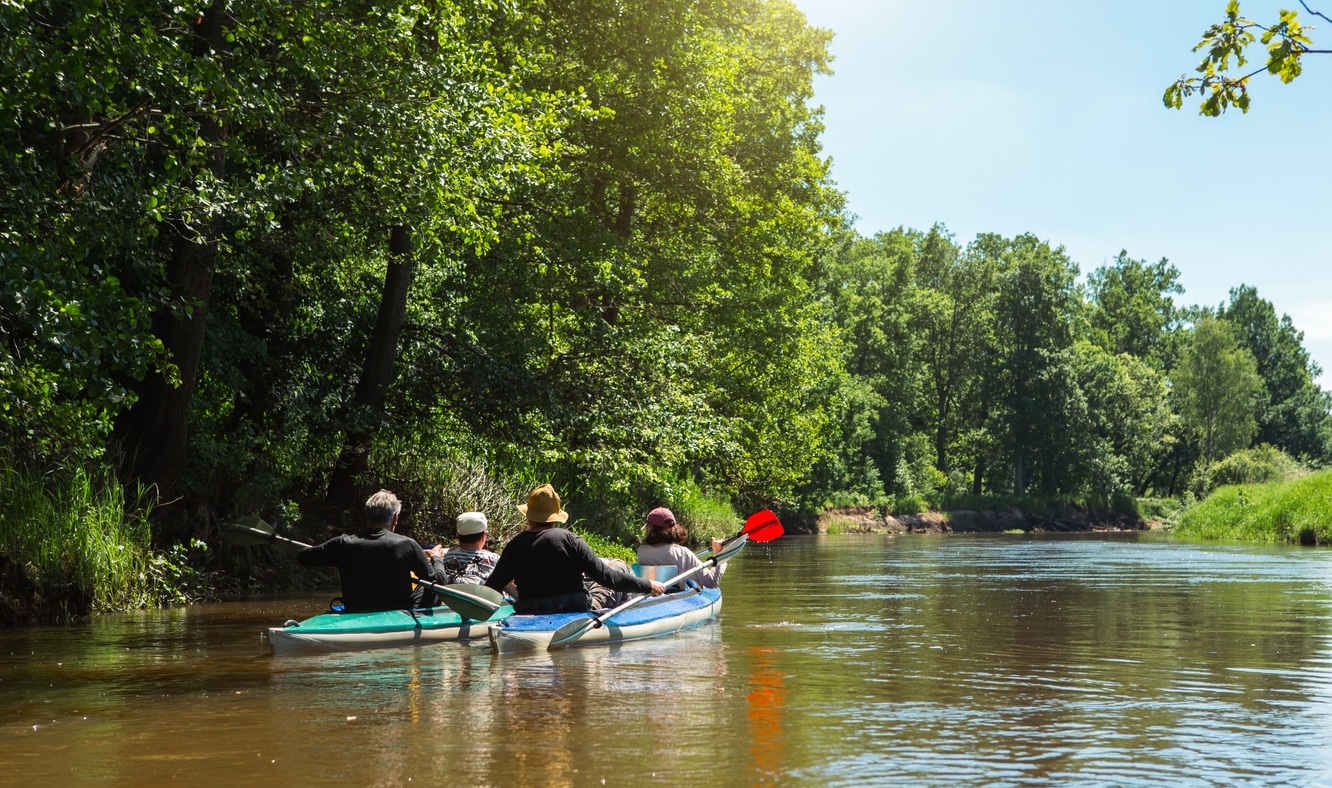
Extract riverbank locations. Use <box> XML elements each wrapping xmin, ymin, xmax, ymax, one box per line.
<box><xmin>814</xmin><ymin>500</ymin><xmax>1149</xmax><ymax>535</ymax></box>
<box><xmin>1172</xmin><ymin>469</ymin><xmax>1332</xmax><ymax>545</ymax></box>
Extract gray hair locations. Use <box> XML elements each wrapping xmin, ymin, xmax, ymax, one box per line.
<box><xmin>364</xmin><ymin>489</ymin><xmax>402</xmax><ymax>527</ymax></box>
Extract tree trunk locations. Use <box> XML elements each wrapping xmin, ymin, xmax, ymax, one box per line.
<box><xmin>112</xmin><ymin>3</ymin><xmax>228</xmax><ymax>501</ymax></box>
<box><xmin>326</xmin><ymin>224</ymin><xmax>414</xmax><ymax>505</ymax></box>
<box><xmin>114</xmin><ymin>225</ymin><xmax>218</xmax><ymax>497</ymax></box>
<box><xmin>1014</xmin><ymin>450</ymin><xmax>1026</xmax><ymax>496</ymax></box>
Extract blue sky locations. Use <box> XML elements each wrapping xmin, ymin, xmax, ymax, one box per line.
<box><xmin>792</xmin><ymin>0</ymin><xmax>1332</xmax><ymax>384</ymax></box>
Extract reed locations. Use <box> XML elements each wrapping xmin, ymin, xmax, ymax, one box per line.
<box><xmin>0</xmin><ymin>459</ymin><xmax>155</xmax><ymax>616</ymax></box>
<box><xmin>1173</xmin><ymin>470</ymin><xmax>1332</xmax><ymax>545</ymax></box>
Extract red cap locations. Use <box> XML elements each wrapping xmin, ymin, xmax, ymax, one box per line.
<box><xmin>646</xmin><ymin>507</ymin><xmax>676</xmax><ymax>528</ymax></box>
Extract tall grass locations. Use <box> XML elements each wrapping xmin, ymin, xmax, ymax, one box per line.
<box><xmin>0</xmin><ymin>460</ymin><xmax>156</xmax><ymax>616</ymax></box>
<box><xmin>1173</xmin><ymin>470</ymin><xmax>1332</xmax><ymax>545</ymax></box>
<box><xmin>668</xmin><ymin>478</ymin><xmax>741</xmax><ymax>548</ymax></box>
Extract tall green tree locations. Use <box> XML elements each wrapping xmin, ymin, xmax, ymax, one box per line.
<box><xmin>1087</xmin><ymin>251</ymin><xmax>1184</xmax><ymax>369</ymax></box>
<box><xmin>1220</xmin><ymin>285</ymin><xmax>1332</xmax><ymax>463</ymax></box>
<box><xmin>990</xmin><ymin>235</ymin><xmax>1084</xmax><ymax>495</ymax></box>
<box><xmin>1071</xmin><ymin>342</ymin><xmax>1173</xmax><ymax>495</ymax></box>
<box><xmin>815</xmin><ymin>229</ymin><xmax>920</xmax><ymax>501</ymax></box>
<box><xmin>392</xmin><ymin>0</ymin><xmax>846</xmax><ymax>510</ymax></box>
<box><xmin>1172</xmin><ymin>316</ymin><xmax>1265</xmax><ymax>488</ymax></box>
<box><xmin>1</xmin><ymin>0</ymin><xmax>565</xmax><ymax>505</ymax></box>
<box><xmin>913</xmin><ymin>226</ymin><xmax>995</xmax><ymax>477</ymax></box>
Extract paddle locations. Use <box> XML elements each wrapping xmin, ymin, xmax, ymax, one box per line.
<box><xmin>694</xmin><ymin>509</ymin><xmax>784</xmax><ymax>559</ymax></box>
<box><xmin>547</xmin><ymin>512</ymin><xmax>784</xmax><ymax>650</ymax></box>
<box><xmin>222</xmin><ymin>516</ymin><xmax>504</xmax><ymax>621</ymax></box>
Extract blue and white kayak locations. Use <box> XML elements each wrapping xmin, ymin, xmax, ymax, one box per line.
<box><xmin>488</xmin><ymin>586</ymin><xmax>722</xmax><ymax>653</ymax></box>
<box><xmin>267</xmin><ymin>604</ymin><xmax>514</xmax><ymax>656</ymax></box>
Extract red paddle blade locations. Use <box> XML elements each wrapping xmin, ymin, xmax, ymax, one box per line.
<box><xmin>743</xmin><ymin>510</ymin><xmax>784</xmax><ymax>543</ymax></box>
<box><xmin>742</xmin><ymin>509</ymin><xmax>779</xmax><ymax>535</ymax></box>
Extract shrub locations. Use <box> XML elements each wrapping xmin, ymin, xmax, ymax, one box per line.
<box><xmin>1204</xmin><ymin>444</ymin><xmax>1303</xmax><ymax>490</ymax></box>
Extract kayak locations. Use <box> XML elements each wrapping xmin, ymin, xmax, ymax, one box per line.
<box><xmin>488</xmin><ymin>586</ymin><xmax>722</xmax><ymax>653</ymax></box>
<box><xmin>267</xmin><ymin>603</ymin><xmax>514</xmax><ymax>656</ymax></box>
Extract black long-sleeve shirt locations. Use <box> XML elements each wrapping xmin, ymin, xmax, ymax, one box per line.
<box><xmin>296</xmin><ymin>529</ymin><xmax>440</xmax><ymax>612</ymax></box>
<box><xmin>484</xmin><ymin>527</ymin><xmax>651</xmax><ymax>600</ymax></box>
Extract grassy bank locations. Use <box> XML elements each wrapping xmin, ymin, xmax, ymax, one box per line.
<box><xmin>1173</xmin><ymin>469</ymin><xmax>1332</xmax><ymax>545</ymax></box>
<box><xmin>0</xmin><ymin>460</ymin><xmax>212</xmax><ymax>622</ymax></box>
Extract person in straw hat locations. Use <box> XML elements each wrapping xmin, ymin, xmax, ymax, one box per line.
<box><xmin>484</xmin><ymin>484</ymin><xmax>664</xmax><ymax>614</ymax></box>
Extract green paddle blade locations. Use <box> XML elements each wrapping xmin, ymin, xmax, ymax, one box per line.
<box><xmin>223</xmin><ymin>517</ymin><xmax>278</xmax><ymax>546</ymax></box>
<box><xmin>423</xmin><ymin>582</ymin><xmax>503</xmax><ymax>620</ymax></box>
<box><xmin>548</xmin><ymin>616</ymin><xmax>599</xmax><ymax>649</ymax></box>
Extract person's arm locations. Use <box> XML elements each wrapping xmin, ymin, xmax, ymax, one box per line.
<box><xmin>407</xmin><ymin>540</ymin><xmax>443</xmax><ymax>584</ymax></box>
<box><xmin>295</xmin><ymin>537</ymin><xmax>340</xmax><ymax>567</ymax></box>
<box><xmin>573</xmin><ymin>535</ymin><xmax>654</xmax><ymax>594</ymax></box>
<box><xmin>484</xmin><ymin>549</ymin><xmax>515</xmax><ymax>594</ymax></box>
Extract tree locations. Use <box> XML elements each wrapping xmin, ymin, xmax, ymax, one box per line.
<box><xmin>407</xmin><ymin>0</ymin><xmax>846</xmax><ymax>510</ymax></box>
<box><xmin>913</xmin><ymin>226</ymin><xmax>995</xmax><ymax>477</ymax></box>
<box><xmin>1172</xmin><ymin>316</ymin><xmax>1265</xmax><ymax>489</ymax></box>
<box><xmin>816</xmin><ymin>229</ymin><xmax>921</xmax><ymax>502</ymax></box>
<box><xmin>1219</xmin><ymin>285</ymin><xmax>1332</xmax><ymax>463</ymax></box>
<box><xmin>1071</xmin><ymin>342</ymin><xmax>1173</xmax><ymax>495</ymax></box>
<box><xmin>1165</xmin><ymin>1</ymin><xmax>1331</xmax><ymax>115</ymax></box>
<box><xmin>1087</xmin><ymin>252</ymin><xmax>1184</xmax><ymax>370</ymax></box>
<box><xmin>990</xmin><ymin>235</ymin><xmax>1084</xmax><ymax>495</ymax></box>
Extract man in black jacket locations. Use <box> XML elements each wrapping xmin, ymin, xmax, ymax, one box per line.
<box><xmin>297</xmin><ymin>489</ymin><xmax>442</xmax><ymax>612</ymax></box>
<box><xmin>485</xmin><ymin>484</ymin><xmax>664</xmax><ymax>613</ymax></box>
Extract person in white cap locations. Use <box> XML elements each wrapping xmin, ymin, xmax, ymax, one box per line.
<box><xmin>428</xmin><ymin>511</ymin><xmax>503</xmax><ymax>587</ymax></box>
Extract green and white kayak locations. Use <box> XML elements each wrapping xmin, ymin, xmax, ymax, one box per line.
<box><xmin>267</xmin><ymin>604</ymin><xmax>514</xmax><ymax>656</ymax></box>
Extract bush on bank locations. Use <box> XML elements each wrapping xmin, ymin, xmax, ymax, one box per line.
<box><xmin>0</xmin><ymin>457</ymin><xmax>214</xmax><ymax>622</ymax></box>
<box><xmin>1173</xmin><ymin>469</ymin><xmax>1332</xmax><ymax>545</ymax></box>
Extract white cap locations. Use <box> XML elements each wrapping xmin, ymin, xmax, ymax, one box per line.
<box><xmin>456</xmin><ymin>511</ymin><xmax>488</xmax><ymax>536</ymax></box>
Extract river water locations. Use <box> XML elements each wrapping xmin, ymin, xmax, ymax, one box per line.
<box><xmin>3</xmin><ymin>533</ymin><xmax>1332</xmax><ymax>786</ymax></box>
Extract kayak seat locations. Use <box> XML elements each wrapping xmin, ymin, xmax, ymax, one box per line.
<box><xmin>631</xmin><ymin>564</ymin><xmax>679</xmax><ymax>584</ymax></box>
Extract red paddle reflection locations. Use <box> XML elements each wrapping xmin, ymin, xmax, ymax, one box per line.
<box><xmin>746</xmin><ymin>646</ymin><xmax>788</xmax><ymax>783</ymax></box>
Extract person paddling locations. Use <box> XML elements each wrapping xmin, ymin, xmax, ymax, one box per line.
<box><xmin>427</xmin><ymin>511</ymin><xmax>504</xmax><ymax>588</ymax></box>
<box><xmin>296</xmin><ymin>489</ymin><xmax>443</xmax><ymax>612</ymax></box>
<box><xmin>484</xmin><ymin>484</ymin><xmax>664</xmax><ymax>613</ymax></box>
<box><xmin>636</xmin><ymin>507</ymin><xmax>727</xmax><ymax>589</ymax></box>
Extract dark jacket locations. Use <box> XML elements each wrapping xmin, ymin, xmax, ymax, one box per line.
<box><xmin>484</xmin><ymin>527</ymin><xmax>651</xmax><ymax>604</ymax></box>
<box><xmin>296</xmin><ymin>528</ymin><xmax>440</xmax><ymax>612</ymax></box>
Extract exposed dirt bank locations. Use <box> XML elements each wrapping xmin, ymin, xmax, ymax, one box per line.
<box><xmin>810</xmin><ymin>506</ymin><xmax>1148</xmax><ymax>535</ymax></box>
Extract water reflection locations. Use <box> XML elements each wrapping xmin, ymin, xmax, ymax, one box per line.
<box><xmin>2</xmin><ymin>536</ymin><xmax>1332</xmax><ymax>785</ymax></box>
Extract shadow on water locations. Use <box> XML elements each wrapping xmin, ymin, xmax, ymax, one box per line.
<box><xmin>3</xmin><ymin>535</ymin><xmax>1332</xmax><ymax>786</ymax></box>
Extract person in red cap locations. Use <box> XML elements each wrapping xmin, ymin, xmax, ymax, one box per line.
<box><xmin>484</xmin><ymin>484</ymin><xmax>664</xmax><ymax>613</ymax></box>
<box><xmin>636</xmin><ymin>507</ymin><xmax>727</xmax><ymax>589</ymax></box>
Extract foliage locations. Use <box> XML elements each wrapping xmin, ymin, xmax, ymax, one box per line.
<box><xmin>148</xmin><ymin>539</ymin><xmax>214</xmax><ymax>607</ymax></box>
<box><xmin>1199</xmin><ymin>443</ymin><xmax>1304</xmax><ymax>491</ymax></box>
<box><xmin>1171</xmin><ymin>316</ymin><xmax>1265</xmax><ymax>487</ymax></box>
<box><xmin>1135</xmin><ymin>496</ymin><xmax>1188</xmax><ymax>526</ymax></box>
<box><xmin>572</xmin><ymin>527</ymin><xmax>636</xmax><ymax>564</ymax></box>
<box><xmin>666</xmin><ymin>477</ymin><xmax>741</xmax><ymax>549</ymax></box>
<box><xmin>0</xmin><ymin>456</ymin><xmax>155</xmax><ymax>616</ymax></box>
<box><xmin>988</xmin><ymin>234</ymin><xmax>1086</xmax><ymax>495</ymax></box>
<box><xmin>1220</xmin><ymin>285</ymin><xmax>1332</xmax><ymax>463</ymax></box>
<box><xmin>1087</xmin><ymin>252</ymin><xmax>1184</xmax><ymax>370</ymax></box>
<box><xmin>1165</xmin><ymin>0</ymin><xmax>1324</xmax><ymax>115</ymax></box>
<box><xmin>1173</xmin><ymin>469</ymin><xmax>1332</xmax><ymax>544</ymax></box>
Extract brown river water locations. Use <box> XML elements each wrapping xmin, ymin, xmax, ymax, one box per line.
<box><xmin>3</xmin><ymin>533</ymin><xmax>1332</xmax><ymax>786</ymax></box>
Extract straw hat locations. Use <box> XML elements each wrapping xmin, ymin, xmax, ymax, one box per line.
<box><xmin>518</xmin><ymin>484</ymin><xmax>569</xmax><ymax>523</ymax></box>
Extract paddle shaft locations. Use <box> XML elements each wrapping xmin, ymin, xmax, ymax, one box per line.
<box><xmin>225</xmin><ymin>521</ymin><xmax>500</xmax><ymax>616</ymax></box>
<box><xmin>549</xmin><ymin>536</ymin><xmax>747</xmax><ymax>649</ymax></box>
